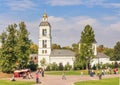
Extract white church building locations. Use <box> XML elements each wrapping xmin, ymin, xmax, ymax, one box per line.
<box><xmin>38</xmin><ymin>13</ymin><xmax>75</xmax><ymax>67</ymax></box>
<box><xmin>36</xmin><ymin>12</ymin><xmax>114</xmax><ymax>68</ymax></box>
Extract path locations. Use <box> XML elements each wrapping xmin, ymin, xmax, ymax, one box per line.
<box><xmin>15</xmin><ymin>73</ymin><xmax>120</xmax><ymax>85</ymax></box>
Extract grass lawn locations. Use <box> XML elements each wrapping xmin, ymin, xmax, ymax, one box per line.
<box><xmin>45</xmin><ymin>68</ymin><xmax>120</xmax><ymax>75</ymax></box>
<box><xmin>75</xmin><ymin>77</ymin><xmax>119</xmax><ymax>85</ymax></box>
<box><xmin>45</xmin><ymin>70</ymin><xmax>89</xmax><ymax>75</ymax></box>
<box><xmin>0</xmin><ymin>80</ymin><xmax>35</xmax><ymax>85</ymax></box>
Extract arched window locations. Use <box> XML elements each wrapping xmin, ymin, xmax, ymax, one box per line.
<box><xmin>42</xmin><ymin>40</ymin><xmax>47</xmax><ymax>48</ymax></box>
<box><xmin>42</xmin><ymin>29</ymin><xmax>47</xmax><ymax>36</ymax></box>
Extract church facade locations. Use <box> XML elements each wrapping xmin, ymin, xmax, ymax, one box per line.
<box><xmin>38</xmin><ymin>13</ymin><xmax>75</xmax><ymax>67</ymax></box>
<box><xmin>37</xmin><ymin>12</ymin><xmax>113</xmax><ymax>68</ymax></box>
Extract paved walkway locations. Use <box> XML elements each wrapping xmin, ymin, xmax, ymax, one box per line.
<box><xmin>15</xmin><ymin>73</ymin><xmax>120</xmax><ymax>85</ymax></box>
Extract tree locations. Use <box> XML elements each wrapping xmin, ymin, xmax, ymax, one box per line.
<box><xmin>30</xmin><ymin>42</ymin><xmax>38</xmax><ymax>54</ymax></box>
<box><xmin>62</xmin><ymin>46</ymin><xmax>72</xmax><ymax>50</ymax></box>
<box><xmin>97</xmin><ymin>45</ymin><xmax>105</xmax><ymax>53</ymax></box>
<box><xmin>72</xmin><ymin>43</ymin><xmax>79</xmax><ymax>53</ymax></box>
<box><xmin>0</xmin><ymin>24</ymin><xmax>17</xmax><ymax>73</ymax></box>
<box><xmin>0</xmin><ymin>22</ymin><xmax>31</xmax><ymax>73</ymax></box>
<box><xmin>113</xmin><ymin>41</ymin><xmax>120</xmax><ymax>61</ymax></box>
<box><xmin>74</xmin><ymin>53</ymin><xmax>86</xmax><ymax>70</ymax></box>
<box><xmin>79</xmin><ymin>25</ymin><xmax>95</xmax><ymax>70</ymax></box>
<box><xmin>104</xmin><ymin>48</ymin><xmax>113</xmax><ymax>60</ymax></box>
<box><xmin>15</xmin><ymin>22</ymin><xmax>31</xmax><ymax>69</ymax></box>
<box><xmin>52</xmin><ymin>43</ymin><xmax>61</xmax><ymax>49</ymax></box>
<box><xmin>40</xmin><ymin>58</ymin><xmax>46</xmax><ymax>67</ymax></box>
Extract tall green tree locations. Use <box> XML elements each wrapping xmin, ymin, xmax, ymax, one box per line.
<box><xmin>74</xmin><ymin>53</ymin><xmax>86</xmax><ymax>70</ymax></box>
<box><xmin>79</xmin><ymin>25</ymin><xmax>95</xmax><ymax>70</ymax></box>
<box><xmin>0</xmin><ymin>22</ymin><xmax>31</xmax><ymax>73</ymax></box>
<box><xmin>16</xmin><ymin>22</ymin><xmax>31</xmax><ymax>69</ymax></box>
<box><xmin>112</xmin><ymin>41</ymin><xmax>120</xmax><ymax>61</ymax></box>
<box><xmin>0</xmin><ymin>24</ymin><xmax>17</xmax><ymax>73</ymax></box>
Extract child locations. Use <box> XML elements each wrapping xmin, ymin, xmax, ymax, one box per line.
<box><xmin>36</xmin><ymin>73</ymin><xmax>39</xmax><ymax>83</ymax></box>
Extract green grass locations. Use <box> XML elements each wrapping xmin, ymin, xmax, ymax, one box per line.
<box><xmin>75</xmin><ymin>77</ymin><xmax>119</xmax><ymax>85</ymax></box>
<box><xmin>45</xmin><ymin>68</ymin><xmax>120</xmax><ymax>75</ymax></box>
<box><xmin>45</xmin><ymin>70</ymin><xmax>89</xmax><ymax>75</ymax></box>
<box><xmin>0</xmin><ymin>80</ymin><xmax>35</xmax><ymax>85</ymax></box>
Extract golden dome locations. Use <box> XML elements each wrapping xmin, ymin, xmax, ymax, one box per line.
<box><xmin>43</xmin><ymin>13</ymin><xmax>48</xmax><ymax>19</ymax></box>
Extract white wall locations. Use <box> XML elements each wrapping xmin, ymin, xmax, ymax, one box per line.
<box><xmin>50</xmin><ymin>56</ymin><xmax>75</xmax><ymax>67</ymax></box>
<box><xmin>91</xmin><ymin>58</ymin><xmax>110</xmax><ymax>67</ymax></box>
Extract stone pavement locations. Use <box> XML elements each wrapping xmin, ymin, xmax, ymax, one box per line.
<box><xmin>15</xmin><ymin>73</ymin><xmax>120</xmax><ymax>85</ymax></box>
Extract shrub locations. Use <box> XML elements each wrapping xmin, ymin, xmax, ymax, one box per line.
<box><xmin>51</xmin><ymin>62</ymin><xmax>59</xmax><ymax>71</ymax></box>
<box><xmin>27</xmin><ymin>61</ymin><xmax>38</xmax><ymax>71</ymax></box>
<box><xmin>58</xmin><ymin>63</ymin><xmax>64</xmax><ymax>70</ymax></box>
<box><xmin>64</xmin><ymin>62</ymin><xmax>72</xmax><ymax>70</ymax></box>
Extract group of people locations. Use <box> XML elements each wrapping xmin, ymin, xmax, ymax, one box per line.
<box><xmin>88</xmin><ymin>67</ymin><xmax>119</xmax><ymax>79</ymax></box>
<box><xmin>22</xmin><ymin>71</ymin><xmax>33</xmax><ymax>79</ymax></box>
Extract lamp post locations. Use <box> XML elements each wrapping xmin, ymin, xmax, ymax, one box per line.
<box><xmin>97</xmin><ymin>55</ymin><xmax>99</xmax><ymax>70</ymax></box>
<box><xmin>86</xmin><ymin>56</ymin><xmax>90</xmax><ymax>74</ymax></box>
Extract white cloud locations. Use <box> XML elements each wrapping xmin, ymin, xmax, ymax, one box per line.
<box><xmin>110</xmin><ymin>22</ymin><xmax>120</xmax><ymax>31</ymax></box>
<box><xmin>103</xmin><ymin>16</ymin><xmax>117</xmax><ymax>21</ymax></box>
<box><xmin>74</xmin><ymin>16</ymin><xmax>97</xmax><ymax>26</ymax></box>
<box><xmin>0</xmin><ymin>14</ymin><xmax>120</xmax><ymax>47</ymax></box>
<box><xmin>103</xmin><ymin>3</ymin><xmax>120</xmax><ymax>8</ymax></box>
<box><xmin>6</xmin><ymin>0</ymin><xmax>35</xmax><ymax>11</ymax></box>
<box><xmin>47</xmin><ymin>0</ymin><xmax>120</xmax><ymax>9</ymax></box>
<box><xmin>47</xmin><ymin>0</ymin><xmax>82</xmax><ymax>6</ymax></box>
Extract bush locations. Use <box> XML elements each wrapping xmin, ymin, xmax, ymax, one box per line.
<box><xmin>46</xmin><ymin>64</ymin><xmax>51</xmax><ymax>71</ymax></box>
<box><xmin>64</xmin><ymin>62</ymin><xmax>72</xmax><ymax>70</ymax></box>
<box><xmin>51</xmin><ymin>62</ymin><xmax>59</xmax><ymax>71</ymax></box>
<box><xmin>92</xmin><ymin>64</ymin><xmax>96</xmax><ymax>70</ymax></box>
<box><xmin>27</xmin><ymin>61</ymin><xmax>38</xmax><ymax>71</ymax></box>
<box><xmin>58</xmin><ymin>63</ymin><xmax>64</xmax><ymax>70</ymax></box>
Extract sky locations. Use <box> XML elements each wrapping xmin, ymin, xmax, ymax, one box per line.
<box><xmin>0</xmin><ymin>0</ymin><xmax>120</xmax><ymax>48</ymax></box>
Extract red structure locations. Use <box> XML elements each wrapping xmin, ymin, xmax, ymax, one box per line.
<box><xmin>14</xmin><ymin>69</ymin><xmax>30</xmax><ymax>77</ymax></box>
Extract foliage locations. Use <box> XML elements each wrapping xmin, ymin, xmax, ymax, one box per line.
<box><xmin>0</xmin><ymin>24</ymin><xmax>17</xmax><ymax>73</ymax></box>
<box><xmin>45</xmin><ymin>64</ymin><xmax>51</xmax><ymax>71</ymax></box>
<box><xmin>97</xmin><ymin>45</ymin><xmax>105</xmax><ymax>53</ymax></box>
<box><xmin>27</xmin><ymin>61</ymin><xmax>38</xmax><ymax>71</ymax></box>
<box><xmin>74</xmin><ymin>54</ymin><xmax>86</xmax><ymax>70</ymax></box>
<box><xmin>0</xmin><ymin>22</ymin><xmax>31</xmax><ymax>73</ymax></box>
<box><xmin>51</xmin><ymin>62</ymin><xmax>59</xmax><ymax>71</ymax></box>
<box><xmin>64</xmin><ymin>62</ymin><xmax>72</xmax><ymax>70</ymax></box>
<box><xmin>79</xmin><ymin>25</ymin><xmax>95</xmax><ymax>70</ymax></box>
<box><xmin>52</xmin><ymin>43</ymin><xmax>61</xmax><ymax>49</ymax></box>
<box><xmin>92</xmin><ymin>64</ymin><xmax>97</xmax><ymax>70</ymax></box>
<box><xmin>15</xmin><ymin>22</ymin><xmax>31</xmax><ymax>69</ymax></box>
<box><xmin>97</xmin><ymin>45</ymin><xmax>114</xmax><ymax>60</ymax></box>
<box><xmin>113</xmin><ymin>41</ymin><xmax>120</xmax><ymax>61</ymax></box>
<box><xmin>71</xmin><ymin>43</ymin><xmax>79</xmax><ymax>53</ymax></box>
<box><xmin>58</xmin><ymin>63</ymin><xmax>64</xmax><ymax>70</ymax></box>
<box><xmin>30</xmin><ymin>42</ymin><xmax>38</xmax><ymax>54</ymax></box>
<box><xmin>61</xmin><ymin>46</ymin><xmax>72</xmax><ymax>50</ymax></box>
<box><xmin>104</xmin><ymin>48</ymin><xmax>114</xmax><ymax>60</ymax></box>
<box><xmin>40</xmin><ymin>58</ymin><xmax>46</xmax><ymax>67</ymax></box>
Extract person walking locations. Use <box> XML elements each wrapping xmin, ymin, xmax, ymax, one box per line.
<box><xmin>62</xmin><ymin>71</ymin><xmax>66</xmax><ymax>80</ymax></box>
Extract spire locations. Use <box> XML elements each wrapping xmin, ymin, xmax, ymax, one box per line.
<box><xmin>42</xmin><ymin>11</ymin><xmax>48</xmax><ymax>21</ymax></box>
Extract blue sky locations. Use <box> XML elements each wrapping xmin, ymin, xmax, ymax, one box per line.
<box><xmin>0</xmin><ymin>0</ymin><xmax>120</xmax><ymax>48</ymax></box>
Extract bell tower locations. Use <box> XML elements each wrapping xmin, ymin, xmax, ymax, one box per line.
<box><xmin>38</xmin><ymin>12</ymin><xmax>52</xmax><ymax>66</ymax></box>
